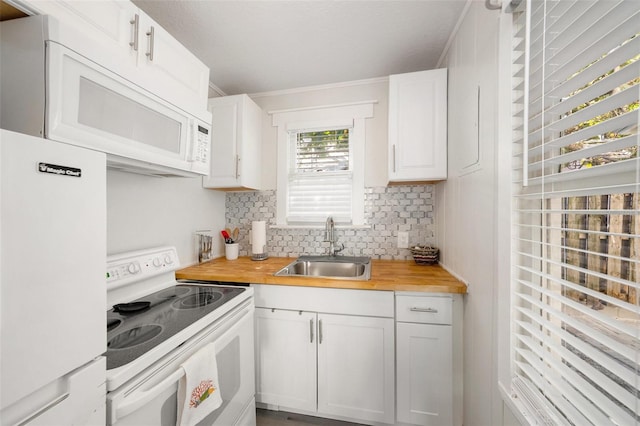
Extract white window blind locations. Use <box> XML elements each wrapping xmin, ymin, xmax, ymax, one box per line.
<box><xmin>287</xmin><ymin>128</ymin><xmax>353</xmax><ymax>223</ymax></box>
<box><xmin>511</xmin><ymin>1</ymin><xmax>639</xmax><ymax>425</ymax></box>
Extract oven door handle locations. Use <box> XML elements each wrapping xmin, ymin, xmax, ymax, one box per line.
<box><xmin>116</xmin><ymin>368</ymin><xmax>185</xmax><ymax>420</ymax></box>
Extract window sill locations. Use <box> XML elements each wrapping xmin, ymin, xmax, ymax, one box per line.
<box><xmin>270</xmin><ymin>224</ymin><xmax>372</xmax><ymax>230</ymax></box>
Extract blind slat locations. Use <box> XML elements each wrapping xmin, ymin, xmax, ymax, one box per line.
<box><xmin>526</xmin><ymin>135</ymin><xmax>637</xmax><ymax>173</ymax></box>
<box><xmin>516</xmin><ymin>268</ymin><xmax>639</xmax><ymax>338</ymax></box>
<box><xmin>515</xmin><ymin>351</ymin><xmax>613</xmax><ymax>426</ymax></box>
<box><xmin>516</xmin><ymin>307</ymin><xmax>640</xmax><ymax>392</ymax></box>
<box><xmin>515</xmin><ymin>332</ymin><xmax>637</xmax><ymax>425</ymax></box>
<box><xmin>517</xmin><ymin>260</ymin><xmax>640</xmax><ymax>312</ymax></box>
<box><xmin>516</xmin><ymin>362</ymin><xmax>592</xmax><ymax>426</ymax></box>
<box><xmin>515</xmin><ymin>289</ymin><xmax>637</xmax><ymax>365</ymax></box>
<box><xmin>532</xmin><ymin>110</ymin><xmax>637</xmax><ymax>155</ymax></box>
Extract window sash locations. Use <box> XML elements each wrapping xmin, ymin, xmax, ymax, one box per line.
<box><xmin>511</xmin><ymin>0</ymin><xmax>640</xmax><ymax>424</ymax></box>
<box><xmin>287</xmin><ymin>129</ymin><xmax>354</xmax><ymax>224</ymax></box>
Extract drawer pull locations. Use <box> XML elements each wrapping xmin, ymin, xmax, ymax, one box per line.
<box><xmin>410</xmin><ymin>307</ymin><xmax>438</xmax><ymax>313</ymax></box>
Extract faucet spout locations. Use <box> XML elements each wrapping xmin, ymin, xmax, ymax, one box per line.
<box><xmin>324</xmin><ymin>216</ymin><xmax>335</xmax><ymax>243</ymax></box>
<box><xmin>324</xmin><ymin>216</ymin><xmax>343</xmax><ymax>256</ymax></box>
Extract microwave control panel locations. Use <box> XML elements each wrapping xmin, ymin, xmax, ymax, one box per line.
<box><xmin>191</xmin><ymin>123</ymin><xmax>210</xmax><ymax>165</ymax></box>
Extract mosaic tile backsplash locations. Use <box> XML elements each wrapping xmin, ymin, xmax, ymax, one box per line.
<box><xmin>225</xmin><ymin>185</ymin><xmax>436</xmax><ymax>260</ymax></box>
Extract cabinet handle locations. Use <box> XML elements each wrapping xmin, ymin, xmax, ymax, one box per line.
<box><xmin>146</xmin><ymin>26</ymin><xmax>155</xmax><ymax>61</ymax></box>
<box><xmin>129</xmin><ymin>14</ymin><xmax>139</xmax><ymax>51</ymax></box>
<box><xmin>410</xmin><ymin>307</ymin><xmax>438</xmax><ymax>313</ymax></box>
<box><xmin>392</xmin><ymin>144</ymin><xmax>397</xmax><ymax>173</ymax></box>
<box><xmin>235</xmin><ymin>155</ymin><xmax>240</xmax><ymax>179</ymax></box>
<box><xmin>310</xmin><ymin>318</ymin><xmax>314</xmax><ymax>343</ymax></box>
<box><xmin>318</xmin><ymin>319</ymin><xmax>323</xmax><ymax>344</ymax></box>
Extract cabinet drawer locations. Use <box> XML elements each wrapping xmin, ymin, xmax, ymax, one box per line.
<box><xmin>396</xmin><ymin>295</ymin><xmax>452</xmax><ymax>325</ymax></box>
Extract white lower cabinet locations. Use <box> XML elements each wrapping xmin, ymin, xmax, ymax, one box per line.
<box><xmin>253</xmin><ymin>285</ymin><xmax>461</xmax><ymax>426</ymax></box>
<box><xmin>396</xmin><ymin>323</ymin><xmax>452</xmax><ymax>426</ymax></box>
<box><xmin>253</xmin><ymin>285</ymin><xmax>395</xmax><ymax>425</ymax></box>
<box><xmin>255</xmin><ymin>308</ymin><xmax>317</xmax><ymax>412</ymax></box>
<box><xmin>395</xmin><ymin>293</ymin><xmax>462</xmax><ymax>426</ymax></box>
<box><xmin>317</xmin><ymin>314</ymin><xmax>395</xmax><ymax>424</ymax></box>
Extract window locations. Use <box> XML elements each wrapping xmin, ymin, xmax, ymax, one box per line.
<box><xmin>272</xmin><ymin>102</ymin><xmax>374</xmax><ymax>226</ymax></box>
<box><xmin>511</xmin><ymin>1</ymin><xmax>639</xmax><ymax>425</ymax></box>
<box><xmin>288</xmin><ymin>128</ymin><xmax>353</xmax><ymax>223</ymax></box>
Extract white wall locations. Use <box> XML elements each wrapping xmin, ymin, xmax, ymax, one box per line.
<box><xmin>106</xmin><ymin>170</ymin><xmax>226</xmax><ymax>266</ymax></box>
<box><xmin>436</xmin><ymin>2</ymin><xmax>511</xmax><ymax>425</ymax></box>
<box><xmin>250</xmin><ymin>78</ymin><xmax>390</xmax><ymax>189</ymax></box>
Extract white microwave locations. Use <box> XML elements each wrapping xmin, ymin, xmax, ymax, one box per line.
<box><xmin>0</xmin><ymin>15</ymin><xmax>211</xmax><ymax>177</ymax></box>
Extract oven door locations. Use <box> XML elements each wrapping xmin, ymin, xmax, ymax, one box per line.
<box><xmin>107</xmin><ymin>300</ymin><xmax>255</xmax><ymax>426</ymax></box>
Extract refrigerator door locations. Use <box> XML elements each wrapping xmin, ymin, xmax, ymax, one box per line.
<box><xmin>1</xmin><ymin>357</ymin><xmax>106</xmax><ymax>426</ymax></box>
<box><xmin>0</xmin><ymin>130</ymin><xmax>106</xmax><ymax>410</ymax></box>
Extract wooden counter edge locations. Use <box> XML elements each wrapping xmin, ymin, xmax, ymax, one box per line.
<box><xmin>175</xmin><ymin>256</ymin><xmax>467</xmax><ymax>294</ymax></box>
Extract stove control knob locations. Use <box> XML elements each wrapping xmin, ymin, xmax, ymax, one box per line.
<box><xmin>127</xmin><ymin>263</ymin><xmax>140</xmax><ymax>274</ymax></box>
<box><xmin>164</xmin><ymin>254</ymin><xmax>173</xmax><ymax>264</ymax></box>
<box><xmin>153</xmin><ymin>257</ymin><xmax>162</xmax><ymax>267</ymax></box>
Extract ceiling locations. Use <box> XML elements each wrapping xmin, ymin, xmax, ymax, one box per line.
<box><xmin>133</xmin><ymin>0</ymin><xmax>469</xmax><ymax>96</ymax></box>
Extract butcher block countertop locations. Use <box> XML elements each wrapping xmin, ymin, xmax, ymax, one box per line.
<box><xmin>175</xmin><ymin>256</ymin><xmax>467</xmax><ymax>294</ymax></box>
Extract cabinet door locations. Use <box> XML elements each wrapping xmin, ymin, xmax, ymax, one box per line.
<box><xmin>28</xmin><ymin>0</ymin><xmax>138</xmax><ymax>66</ymax></box>
<box><xmin>137</xmin><ymin>12</ymin><xmax>210</xmax><ymax>113</ymax></box>
<box><xmin>203</xmin><ymin>95</ymin><xmax>262</xmax><ymax>190</ymax></box>
<box><xmin>203</xmin><ymin>98</ymin><xmax>240</xmax><ymax>188</ymax></box>
<box><xmin>317</xmin><ymin>314</ymin><xmax>395</xmax><ymax>424</ymax></box>
<box><xmin>254</xmin><ymin>308</ymin><xmax>317</xmax><ymax>413</ymax></box>
<box><xmin>396</xmin><ymin>322</ymin><xmax>453</xmax><ymax>426</ymax></box>
<box><xmin>388</xmin><ymin>69</ymin><xmax>447</xmax><ymax>182</ymax></box>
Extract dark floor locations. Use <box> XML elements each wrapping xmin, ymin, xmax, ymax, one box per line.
<box><xmin>256</xmin><ymin>409</ymin><xmax>363</xmax><ymax>426</ymax></box>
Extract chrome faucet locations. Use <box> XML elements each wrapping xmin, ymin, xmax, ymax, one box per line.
<box><xmin>324</xmin><ymin>216</ymin><xmax>344</xmax><ymax>256</ymax></box>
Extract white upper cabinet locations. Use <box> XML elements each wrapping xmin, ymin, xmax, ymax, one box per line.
<box><xmin>203</xmin><ymin>94</ymin><xmax>263</xmax><ymax>190</ymax></box>
<box><xmin>26</xmin><ymin>0</ymin><xmax>210</xmax><ymax>119</ymax></box>
<box><xmin>134</xmin><ymin>11</ymin><xmax>210</xmax><ymax>113</ymax></box>
<box><xmin>388</xmin><ymin>68</ymin><xmax>448</xmax><ymax>182</ymax></box>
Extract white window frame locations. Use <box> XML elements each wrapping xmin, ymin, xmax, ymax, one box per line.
<box><xmin>271</xmin><ymin>102</ymin><xmax>374</xmax><ymax>226</ymax></box>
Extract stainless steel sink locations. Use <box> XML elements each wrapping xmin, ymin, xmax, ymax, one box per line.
<box><xmin>274</xmin><ymin>256</ymin><xmax>372</xmax><ymax>280</ymax></box>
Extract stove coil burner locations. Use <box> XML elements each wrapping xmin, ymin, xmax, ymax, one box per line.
<box><xmin>108</xmin><ymin>324</ymin><xmax>163</xmax><ymax>350</ymax></box>
<box><xmin>173</xmin><ymin>289</ymin><xmax>223</xmax><ymax>309</ymax></box>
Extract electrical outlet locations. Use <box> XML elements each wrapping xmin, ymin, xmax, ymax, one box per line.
<box><xmin>397</xmin><ymin>231</ymin><xmax>409</xmax><ymax>249</ymax></box>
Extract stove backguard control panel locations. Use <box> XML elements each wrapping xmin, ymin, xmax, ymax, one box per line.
<box><xmin>106</xmin><ymin>247</ymin><xmax>180</xmax><ymax>290</ymax></box>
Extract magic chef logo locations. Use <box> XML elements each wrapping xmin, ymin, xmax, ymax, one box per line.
<box><xmin>38</xmin><ymin>163</ymin><xmax>82</xmax><ymax>178</ymax></box>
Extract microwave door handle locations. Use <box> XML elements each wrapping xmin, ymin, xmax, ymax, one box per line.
<box><xmin>115</xmin><ymin>368</ymin><xmax>184</xmax><ymax>421</ymax></box>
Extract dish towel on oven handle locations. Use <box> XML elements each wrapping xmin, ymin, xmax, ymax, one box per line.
<box><xmin>176</xmin><ymin>342</ymin><xmax>223</xmax><ymax>426</ymax></box>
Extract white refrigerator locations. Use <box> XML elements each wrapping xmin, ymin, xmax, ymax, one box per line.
<box><xmin>0</xmin><ymin>129</ymin><xmax>107</xmax><ymax>425</ymax></box>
